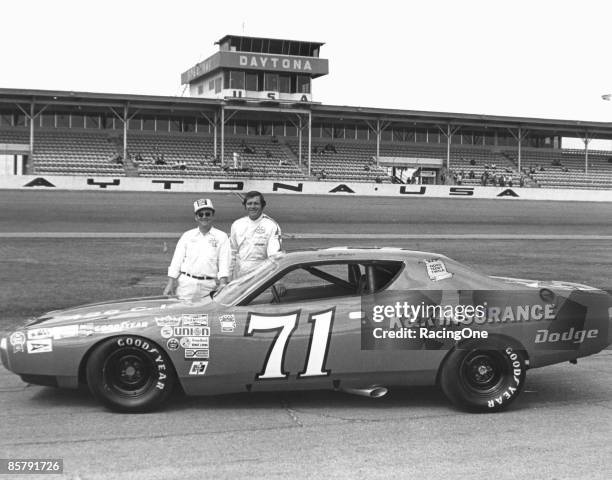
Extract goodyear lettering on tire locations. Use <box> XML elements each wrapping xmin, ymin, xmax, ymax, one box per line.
<box><xmin>116</xmin><ymin>336</ymin><xmax>168</xmax><ymax>390</ymax></box>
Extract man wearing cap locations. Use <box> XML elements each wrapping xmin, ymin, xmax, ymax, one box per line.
<box><xmin>163</xmin><ymin>198</ymin><xmax>231</xmax><ymax>301</ymax></box>
<box><xmin>230</xmin><ymin>191</ymin><xmax>282</xmax><ymax>279</ymax></box>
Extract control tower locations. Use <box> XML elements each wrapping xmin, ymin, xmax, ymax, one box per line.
<box><xmin>181</xmin><ymin>35</ymin><xmax>329</xmax><ymax>103</ymax></box>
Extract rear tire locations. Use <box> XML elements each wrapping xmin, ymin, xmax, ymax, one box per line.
<box><xmin>440</xmin><ymin>339</ymin><xmax>526</xmax><ymax>412</ymax></box>
<box><xmin>86</xmin><ymin>336</ymin><xmax>175</xmax><ymax>413</ymax></box>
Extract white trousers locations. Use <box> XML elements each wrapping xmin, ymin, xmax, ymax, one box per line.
<box><xmin>176</xmin><ymin>276</ymin><xmax>217</xmax><ymax>302</ymax></box>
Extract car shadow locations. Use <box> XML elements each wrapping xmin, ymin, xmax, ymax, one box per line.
<box><xmin>164</xmin><ymin>385</ymin><xmax>451</xmax><ymax>413</ymax></box>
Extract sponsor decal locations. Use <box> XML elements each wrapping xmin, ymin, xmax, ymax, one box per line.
<box><xmin>185</xmin><ymin>348</ymin><xmax>210</xmax><ymax>359</ymax></box>
<box><xmin>181</xmin><ymin>314</ymin><xmax>208</xmax><ymax>327</ymax></box>
<box><xmin>9</xmin><ymin>332</ymin><xmax>26</xmax><ymax>353</ymax></box>
<box><xmin>78</xmin><ymin>321</ymin><xmax>149</xmax><ymax>336</ymax></box>
<box><xmin>174</xmin><ymin>326</ymin><xmax>210</xmax><ymax>337</ymax></box>
<box><xmin>116</xmin><ymin>337</ymin><xmax>168</xmax><ymax>390</ymax></box>
<box><xmin>26</xmin><ymin>325</ymin><xmax>80</xmax><ymax>341</ymax></box>
<box><xmin>160</xmin><ymin>326</ymin><xmax>174</xmax><ymax>339</ymax></box>
<box><xmin>155</xmin><ymin>315</ymin><xmax>182</xmax><ymax>327</ymax></box>
<box><xmin>535</xmin><ymin>328</ymin><xmax>598</xmax><ymax>344</ymax></box>
<box><xmin>51</xmin><ymin>325</ymin><xmax>80</xmax><ymax>339</ymax></box>
<box><xmin>27</xmin><ymin>328</ymin><xmax>52</xmax><ymax>340</ymax></box>
<box><xmin>219</xmin><ymin>314</ymin><xmax>236</xmax><ymax>333</ymax></box>
<box><xmin>189</xmin><ymin>361</ymin><xmax>208</xmax><ymax>375</ymax></box>
<box><xmin>166</xmin><ymin>338</ymin><xmax>180</xmax><ymax>351</ymax></box>
<box><xmin>10</xmin><ymin>332</ymin><xmax>26</xmax><ymax>347</ymax></box>
<box><xmin>26</xmin><ymin>339</ymin><xmax>52</xmax><ymax>353</ymax></box>
<box><xmin>180</xmin><ymin>336</ymin><xmax>209</xmax><ymax>349</ymax></box>
<box><xmin>423</xmin><ymin>259</ymin><xmax>453</xmax><ymax>281</ymax></box>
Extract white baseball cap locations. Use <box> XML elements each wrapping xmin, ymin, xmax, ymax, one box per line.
<box><xmin>193</xmin><ymin>198</ymin><xmax>215</xmax><ymax>213</ymax></box>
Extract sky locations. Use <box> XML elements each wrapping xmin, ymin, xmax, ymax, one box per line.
<box><xmin>3</xmin><ymin>0</ymin><xmax>612</xmax><ymax>145</ymax></box>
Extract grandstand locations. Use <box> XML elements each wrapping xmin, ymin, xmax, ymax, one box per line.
<box><xmin>1</xmin><ymin>34</ymin><xmax>611</xmax><ymax>189</ymax></box>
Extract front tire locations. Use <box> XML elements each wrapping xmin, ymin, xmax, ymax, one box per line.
<box><xmin>440</xmin><ymin>339</ymin><xmax>526</xmax><ymax>412</ymax></box>
<box><xmin>86</xmin><ymin>336</ymin><xmax>175</xmax><ymax>412</ymax></box>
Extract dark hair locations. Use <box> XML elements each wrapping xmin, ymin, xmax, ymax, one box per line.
<box><xmin>242</xmin><ymin>190</ymin><xmax>266</xmax><ymax>208</ymax></box>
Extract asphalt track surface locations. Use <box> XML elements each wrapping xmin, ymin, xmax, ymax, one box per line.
<box><xmin>1</xmin><ymin>189</ymin><xmax>611</xmax><ymax>479</ymax></box>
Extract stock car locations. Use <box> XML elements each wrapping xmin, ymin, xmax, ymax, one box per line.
<box><xmin>1</xmin><ymin>247</ymin><xmax>611</xmax><ymax>413</ymax></box>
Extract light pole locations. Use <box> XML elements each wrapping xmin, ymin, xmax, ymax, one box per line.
<box><xmin>603</xmin><ymin>95</ymin><xmax>612</xmax><ymax>159</ymax></box>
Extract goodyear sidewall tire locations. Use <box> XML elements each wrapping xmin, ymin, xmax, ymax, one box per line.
<box><xmin>440</xmin><ymin>338</ymin><xmax>526</xmax><ymax>412</ymax></box>
<box><xmin>86</xmin><ymin>335</ymin><xmax>175</xmax><ymax>413</ymax></box>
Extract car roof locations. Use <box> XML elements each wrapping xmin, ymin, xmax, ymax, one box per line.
<box><xmin>279</xmin><ymin>246</ymin><xmax>451</xmax><ymax>263</ymax></box>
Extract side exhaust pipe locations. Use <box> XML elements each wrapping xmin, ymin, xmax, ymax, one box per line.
<box><xmin>340</xmin><ymin>386</ymin><xmax>388</xmax><ymax>398</ymax></box>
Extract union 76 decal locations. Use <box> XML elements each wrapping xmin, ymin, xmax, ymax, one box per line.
<box><xmin>245</xmin><ymin>308</ymin><xmax>335</xmax><ymax>380</ymax></box>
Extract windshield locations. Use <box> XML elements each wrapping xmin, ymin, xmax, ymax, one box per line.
<box><xmin>213</xmin><ymin>256</ymin><xmax>282</xmax><ymax>306</ymax></box>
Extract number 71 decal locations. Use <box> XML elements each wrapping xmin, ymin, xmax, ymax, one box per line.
<box><xmin>245</xmin><ymin>308</ymin><xmax>335</xmax><ymax>380</ymax></box>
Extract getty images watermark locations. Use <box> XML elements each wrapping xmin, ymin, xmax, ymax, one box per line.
<box><xmin>358</xmin><ymin>290</ymin><xmax>601</xmax><ymax>351</ymax></box>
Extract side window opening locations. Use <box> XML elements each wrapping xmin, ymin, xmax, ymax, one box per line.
<box><xmin>243</xmin><ymin>260</ymin><xmax>404</xmax><ymax>306</ymax></box>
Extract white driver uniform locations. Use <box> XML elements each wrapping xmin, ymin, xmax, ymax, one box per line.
<box><xmin>230</xmin><ymin>214</ymin><xmax>281</xmax><ymax>279</ymax></box>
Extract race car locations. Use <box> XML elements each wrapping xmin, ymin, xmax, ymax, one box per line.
<box><xmin>2</xmin><ymin>247</ymin><xmax>611</xmax><ymax>413</ymax></box>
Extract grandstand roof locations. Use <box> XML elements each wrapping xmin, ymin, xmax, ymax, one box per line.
<box><xmin>0</xmin><ymin>87</ymin><xmax>610</xmax><ymax>139</ymax></box>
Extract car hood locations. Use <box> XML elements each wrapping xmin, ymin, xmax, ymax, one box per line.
<box><xmin>28</xmin><ymin>295</ymin><xmax>213</xmax><ymax>327</ymax></box>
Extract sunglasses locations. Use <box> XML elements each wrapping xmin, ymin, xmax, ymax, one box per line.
<box><xmin>196</xmin><ymin>211</ymin><xmax>213</xmax><ymax>218</ymax></box>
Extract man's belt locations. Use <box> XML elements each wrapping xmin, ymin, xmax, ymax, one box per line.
<box><xmin>181</xmin><ymin>271</ymin><xmax>216</xmax><ymax>281</ymax></box>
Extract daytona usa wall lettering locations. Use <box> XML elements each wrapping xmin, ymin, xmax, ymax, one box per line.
<box><xmin>245</xmin><ymin>308</ymin><xmax>335</xmax><ymax>380</ymax></box>
<box><xmin>17</xmin><ymin>176</ymin><xmax>526</xmax><ymax>199</ymax></box>
<box><xmin>116</xmin><ymin>337</ymin><xmax>168</xmax><ymax>390</ymax></box>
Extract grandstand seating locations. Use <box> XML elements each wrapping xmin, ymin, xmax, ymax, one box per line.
<box><xmin>503</xmin><ymin>148</ymin><xmax>612</xmax><ymax>190</ymax></box>
<box><xmin>286</xmin><ymin>140</ymin><xmax>392</xmax><ymax>182</ymax></box>
<box><xmin>285</xmin><ymin>140</ymin><xmax>527</xmax><ymax>185</ymax></box>
<box><xmin>1</xmin><ymin>128</ymin><xmax>125</xmax><ymax>176</ymax></box>
<box><xmin>128</xmin><ymin>133</ymin><xmax>307</xmax><ymax>180</ymax></box>
<box><xmin>2</xmin><ymin>126</ymin><xmax>611</xmax><ymax>188</ymax></box>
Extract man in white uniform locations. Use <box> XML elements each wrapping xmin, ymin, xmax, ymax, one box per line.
<box><xmin>164</xmin><ymin>198</ymin><xmax>230</xmax><ymax>301</ymax></box>
<box><xmin>230</xmin><ymin>191</ymin><xmax>282</xmax><ymax>279</ymax></box>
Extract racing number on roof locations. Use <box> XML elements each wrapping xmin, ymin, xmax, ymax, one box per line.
<box><xmin>246</xmin><ymin>308</ymin><xmax>335</xmax><ymax>380</ymax></box>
